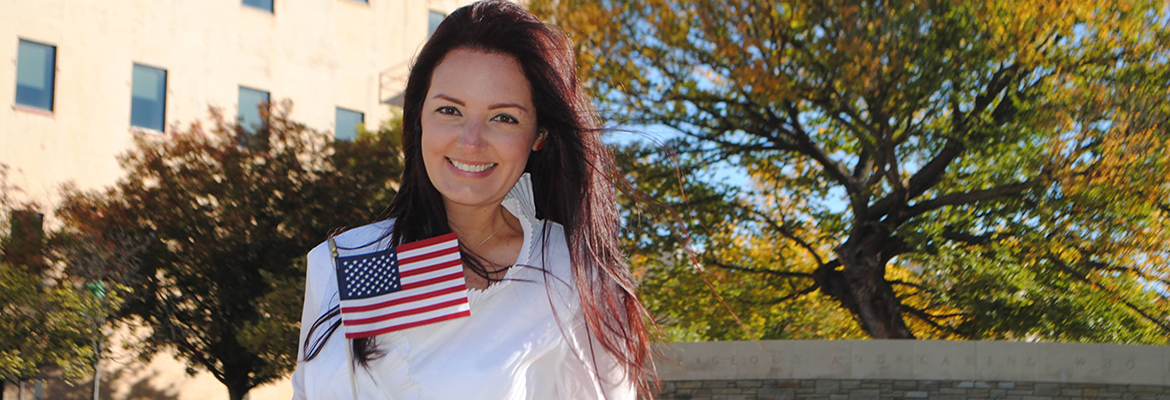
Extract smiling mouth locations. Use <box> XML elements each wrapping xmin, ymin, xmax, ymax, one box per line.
<box><xmin>448</xmin><ymin>158</ymin><xmax>498</xmax><ymax>173</ymax></box>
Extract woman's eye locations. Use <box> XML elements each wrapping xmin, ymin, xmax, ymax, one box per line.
<box><xmin>436</xmin><ymin>106</ymin><xmax>461</xmax><ymax>116</ymax></box>
<box><xmin>491</xmin><ymin>114</ymin><xmax>519</xmax><ymax>124</ymax></box>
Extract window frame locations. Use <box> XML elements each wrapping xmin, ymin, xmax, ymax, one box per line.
<box><xmin>237</xmin><ymin>85</ymin><xmax>271</xmax><ymax>132</ymax></box>
<box><xmin>334</xmin><ymin>107</ymin><xmax>365</xmax><ymax>141</ymax></box>
<box><xmin>14</xmin><ymin>38</ymin><xmax>57</xmax><ymax>112</ymax></box>
<box><xmin>242</xmin><ymin>0</ymin><xmax>274</xmax><ymax>13</ymax></box>
<box><xmin>130</xmin><ymin>63</ymin><xmax>168</xmax><ymax>133</ymax></box>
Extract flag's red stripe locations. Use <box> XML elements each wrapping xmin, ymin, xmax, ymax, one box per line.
<box><xmin>346</xmin><ymin>298</ymin><xmax>470</xmax><ymax>325</ymax></box>
<box><xmin>341</xmin><ymin>285</ymin><xmax>466</xmax><ymax>313</ymax></box>
<box><xmin>345</xmin><ymin>309</ymin><xmax>472</xmax><ymax>338</ymax></box>
<box><xmin>398</xmin><ymin>233</ymin><xmax>458</xmax><ymax>252</ymax></box>
<box><xmin>399</xmin><ymin>258</ymin><xmax>462</xmax><ymax>278</ymax></box>
<box><xmin>399</xmin><ymin>246</ymin><xmax>460</xmax><ymax>265</ymax></box>
<box><xmin>402</xmin><ymin>271</ymin><xmax>464</xmax><ymax>290</ymax></box>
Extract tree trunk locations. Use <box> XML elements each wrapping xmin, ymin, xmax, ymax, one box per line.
<box><xmin>91</xmin><ymin>337</ymin><xmax>101</xmax><ymax>400</ymax></box>
<box><xmin>227</xmin><ymin>386</ymin><xmax>248</xmax><ymax>400</ymax></box>
<box><xmin>819</xmin><ymin>232</ymin><xmax>916</xmax><ymax>339</ymax></box>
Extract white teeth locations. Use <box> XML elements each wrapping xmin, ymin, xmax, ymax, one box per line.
<box><xmin>449</xmin><ymin>158</ymin><xmax>496</xmax><ymax>173</ymax></box>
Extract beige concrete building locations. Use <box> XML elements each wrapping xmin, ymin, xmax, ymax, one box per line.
<box><xmin>2</xmin><ymin>0</ymin><xmax>472</xmax><ymax>399</ymax></box>
<box><xmin>2</xmin><ymin>0</ymin><xmax>471</xmax><ymax>204</ymax></box>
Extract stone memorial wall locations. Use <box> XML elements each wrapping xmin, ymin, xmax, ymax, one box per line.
<box><xmin>654</xmin><ymin>340</ymin><xmax>1170</xmax><ymax>400</ymax></box>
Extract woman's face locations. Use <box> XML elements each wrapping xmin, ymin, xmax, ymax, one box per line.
<box><xmin>421</xmin><ymin>48</ymin><xmax>545</xmax><ymax>212</ymax></box>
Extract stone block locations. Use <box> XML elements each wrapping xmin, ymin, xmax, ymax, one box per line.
<box><xmin>936</xmin><ymin>395</ymin><xmax>967</xmax><ymax>400</ymax></box>
<box><xmin>999</xmin><ymin>382</ymin><xmax>1018</xmax><ymax>389</ymax></box>
<box><xmin>1131</xmin><ymin>386</ymin><xmax>1165</xmax><ymax>395</ymax></box>
<box><xmin>791</xmin><ymin>341</ymin><xmax>853</xmax><ymax>379</ymax></box>
<box><xmin>1100</xmin><ymin>344</ymin><xmax>1167</xmax><ymax>385</ymax></box>
<box><xmin>853</xmin><ymin>340</ymin><xmax>914</xmax><ymax>379</ymax></box>
<box><xmin>829</xmin><ymin>394</ymin><xmax>849</xmax><ymax>400</ymax></box>
<box><xmin>815</xmin><ymin>380</ymin><xmax>841</xmax><ymax>394</ymax></box>
<box><xmin>712</xmin><ymin>387</ymin><xmax>741</xmax><ymax>395</ymax></box>
<box><xmin>894</xmin><ymin>380</ymin><xmax>917</xmax><ymax>390</ymax></box>
<box><xmin>775</xmin><ymin>380</ymin><xmax>800</xmax><ymax>389</ymax></box>
<box><xmin>1034</xmin><ymin>383</ymin><xmax>1062</xmax><ymax>396</ymax></box>
<box><xmin>757</xmin><ymin>388</ymin><xmax>795</xmax><ymax>400</ymax></box>
<box><xmin>740</xmin><ymin>341</ymin><xmax>793</xmax><ymax>380</ymax></box>
<box><xmin>905</xmin><ymin>391</ymin><xmax>930</xmax><ymax>398</ymax></box>
<box><xmin>921</xmin><ymin>381</ymin><xmax>941</xmax><ymax>392</ymax></box>
<box><xmin>966</xmin><ymin>389</ymin><xmax>991</xmax><ymax>398</ymax></box>
<box><xmin>976</xmin><ymin>341</ymin><xmax>1042</xmax><ymax>381</ymax></box>
<box><xmin>1039</xmin><ymin>342</ymin><xmax>1103</xmax><ymax>382</ymax></box>
<box><xmin>848</xmin><ymin>389</ymin><xmax>881</xmax><ymax>400</ymax></box>
<box><xmin>735</xmin><ymin>380</ymin><xmax>761</xmax><ymax>388</ymax></box>
<box><xmin>914</xmin><ymin>340</ymin><xmax>977</xmax><ymax>380</ymax></box>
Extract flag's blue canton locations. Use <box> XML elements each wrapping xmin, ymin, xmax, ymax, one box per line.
<box><xmin>336</xmin><ymin>249</ymin><xmax>402</xmax><ymax>301</ymax></box>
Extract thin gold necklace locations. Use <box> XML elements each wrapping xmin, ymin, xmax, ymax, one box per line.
<box><xmin>473</xmin><ymin>222</ymin><xmax>502</xmax><ymax>250</ymax></box>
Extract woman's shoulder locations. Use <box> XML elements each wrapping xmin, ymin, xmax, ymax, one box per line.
<box><xmin>305</xmin><ymin>219</ymin><xmax>395</xmax><ymax>276</ymax></box>
<box><xmin>525</xmin><ymin>219</ymin><xmax>581</xmax><ymax>300</ymax></box>
<box><xmin>307</xmin><ymin>220</ymin><xmax>395</xmax><ymax>256</ymax></box>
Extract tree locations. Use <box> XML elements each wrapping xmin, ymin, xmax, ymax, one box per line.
<box><xmin>0</xmin><ymin>165</ymin><xmax>124</xmax><ymax>395</ymax></box>
<box><xmin>532</xmin><ymin>0</ymin><xmax>1170</xmax><ymax>342</ymax></box>
<box><xmin>56</xmin><ymin>102</ymin><xmax>404</xmax><ymax>400</ymax></box>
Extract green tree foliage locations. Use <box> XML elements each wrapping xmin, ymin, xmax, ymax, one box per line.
<box><xmin>0</xmin><ymin>166</ymin><xmax>123</xmax><ymax>387</ymax></box>
<box><xmin>56</xmin><ymin>102</ymin><xmax>404</xmax><ymax>400</ymax></box>
<box><xmin>532</xmin><ymin>0</ymin><xmax>1170</xmax><ymax>342</ymax></box>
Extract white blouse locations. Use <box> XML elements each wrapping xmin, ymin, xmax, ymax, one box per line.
<box><xmin>290</xmin><ymin>175</ymin><xmax>635</xmax><ymax>400</ymax></box>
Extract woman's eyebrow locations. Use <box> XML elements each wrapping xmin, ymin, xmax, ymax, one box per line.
<box><xmin>489</xmin><ymin>102</ymin><xmax>529</xmax><ymax>113</ymax></box>
<box><xmin>432</xmin><ymin>93</ymin><xmax>465</xmax><ymax>106</ymax></box>
<box><xmin>432</xmin><ymin>94</ymin><xmax>528</xmax><ymax>113</ymax></box>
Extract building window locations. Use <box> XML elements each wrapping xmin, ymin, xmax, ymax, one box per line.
<box><xmin>428</xmin><ymin>10</ymin><xmax>445</xmax><ymax>37</ymax></box>
<box><xmin>5</xmin><ymin>210</ymin><xmax>45</xmax><ymax>271</ymax></box>
<box><xmin>15</xmin><ymin>39</ymin><xmax>56</xmax><ymax>111</ymax></box>
<box><xmin>243</xmin><ymin>0</ymin><xmax>273</xmax><ymax>13</ymax></box>
<box><xmin>238</xmin><ymin>86</ymin><xmax>270</xmax><ymax>132</ymax></box>
<box><xmin>335</xmin><ymin>107</ymin><xmax>364</xmax><ymax>141</ymax></box>
<box><xmin>131</xmin><ymin>64</ymin><xmax>167</xmax><ymax>132</ymax></box>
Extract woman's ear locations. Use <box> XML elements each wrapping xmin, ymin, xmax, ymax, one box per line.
<box><xmin>532</xmin><ymin>129</ymin><xmax>549</xmax><ymax>151</ymax></box>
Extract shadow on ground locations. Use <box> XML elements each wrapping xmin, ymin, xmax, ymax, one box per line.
<box><xmin>41</xmin><ymin>363</ymin><xmax>179</xmax><ymax>400</ymax></box>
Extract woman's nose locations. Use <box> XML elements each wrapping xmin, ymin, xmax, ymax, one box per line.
<box><xmin>457</xmin><ymin>120</ymin><xmax>486</xmax><ymax>150</ymax></box>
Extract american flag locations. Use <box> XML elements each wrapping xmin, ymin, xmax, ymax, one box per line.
<box><xmin>334</xmin><ymin>232</ymin><xmax>470</xmax><ymax>338</ymax></box>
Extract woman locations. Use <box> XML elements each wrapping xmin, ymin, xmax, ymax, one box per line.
<box><xmin>290</xmin><ymin>1</ymin><xmax>656</xmax><ymax>399</ymax></box>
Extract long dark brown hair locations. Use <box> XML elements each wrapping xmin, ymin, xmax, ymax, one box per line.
<box><xmin>301</xmin><ymin>0</ymin><xmax>656</xmax><ymax>396</ymax></box>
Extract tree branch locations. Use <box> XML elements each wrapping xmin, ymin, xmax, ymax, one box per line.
<box><xmin>905</xmin><ymin>177</ymin><xmax>1044</xmax><ymax>218</ymax></box>
<box><xmin>902</xmin><ymin>303</ymin><xmax>964</xmax><ymax>338</ymax></box>
<box><xmin>1048</xmin><ymin>255</ymin><xmax>1170</xmax><ymax>335</ymax></box>
<box><xmin>764</xmin><ymin>284</ymin><xmax>820</xmax><ymax>304</ymax></box>
<box><xmin>940</xmin><ymin>228</ymin><xmax>996</xmax><ymax>246</ymax></box>
<box><xmin>705</xmin><ymin>260</ymin><xmax>815</xmax><ymax>279</ymax></box>
<box><xmin>746</xmin><ymin>208</ymin><xmax>829</xmax><ymax>268</ymax></box>
<box><xmin>782</xmin><ymin>100</ymin><xmax>859</xmax><ymax>196</ymax></box>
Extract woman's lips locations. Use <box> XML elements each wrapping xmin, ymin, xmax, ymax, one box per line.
<box><xmin>447</xmin><ymin>157</ymin><xmax>498</xmax><ymax>173</ymax></box>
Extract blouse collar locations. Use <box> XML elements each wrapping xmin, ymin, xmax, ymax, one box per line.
<box><xmin>501</xmin><ymin>172</ymin><xmax>537</xmax><ymax>223</ymax></box>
